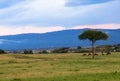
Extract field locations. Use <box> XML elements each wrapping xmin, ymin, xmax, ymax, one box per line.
<box><xmin>0</xmin><ymin>53</ymin><xmax>120</xmax><ymax>81</ymax></box>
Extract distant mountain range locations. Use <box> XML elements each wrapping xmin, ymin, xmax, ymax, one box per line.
<box><xmin>0</xmin><ymin>29</ymin><xmax>120</xmax><ymax>50</ymax></box>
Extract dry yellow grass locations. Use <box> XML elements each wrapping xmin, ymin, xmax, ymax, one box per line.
<box><xmin>0</xmin><ymin>52</ymin><xmax>120</xmax><ymax>81</ymax></box>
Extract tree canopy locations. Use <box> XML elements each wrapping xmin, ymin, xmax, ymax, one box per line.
<box><xmin>79</xmin><ymin>30</ymin><xmax>108</xmax><ymax>43</ymax></box>
<box><xmin>78</xmin><ymin>30</ymin><xmax>108</xmax><ymax>59</ymax></box>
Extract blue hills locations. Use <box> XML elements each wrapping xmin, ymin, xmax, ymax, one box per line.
<box><xmin>0</xmin><ymin>29</ymin><xmax>120</xmax><ymax>50</ymax></box>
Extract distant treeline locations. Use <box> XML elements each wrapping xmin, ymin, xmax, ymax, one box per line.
<box><xmin>0</xmin><ymin>44</ymin><xmax>120</xmax><ymax>54</ymax></box>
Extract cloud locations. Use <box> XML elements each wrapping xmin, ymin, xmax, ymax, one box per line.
<box><xmin>0</xmin><ymin>0</ymin><xmax>119</xmax><ymax>29</ymax></box>
<box><xmin>72</xmin><ymin>24</ymin><xmax>120</xmax><ymax>29</ymax></box>
<box><xmin>0</xmin><ymin>25</ymin><xmax>66</xmax><ymax>36</ymax></box>
<box><xmin>0</xmin><ymin>0</ymin><xmax>24</xmax><ymax>9</ymax></box>
<box><xmin>0</xmin><ymin>24</ymin><xmax>119</xmax><ymax>36</ymax></box>
<box><xmin>0</xmin><ymin>0</ymin><xmax>71</xmax><ymax>26</ymax></box>
<box><xmin>65</xmin><ymin>0</ymin><xmax>113</xmax><ymax>7</ymax></box>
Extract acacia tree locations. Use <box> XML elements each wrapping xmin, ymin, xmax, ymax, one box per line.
<box><xmin>78</xmin><ymin>30</ymin><xmax>108</xmax><ymax>59</ymax></box>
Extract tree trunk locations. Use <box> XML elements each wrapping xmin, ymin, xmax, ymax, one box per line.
<box><xmin>92</xmin><ymin>41</ymin><xmax>95</xmax><ymax>59</ymax></box>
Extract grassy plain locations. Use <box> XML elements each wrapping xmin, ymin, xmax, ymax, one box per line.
<box><xmin>0</xmin><ymin>52</ymin><xmax>120</xmax><ymax>81</ymax></box>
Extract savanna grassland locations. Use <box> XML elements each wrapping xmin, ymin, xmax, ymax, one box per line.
<box><xmin>0</xmin><ymin>53</ymin><xmax>120</xmax><ymax>81</ymax></box>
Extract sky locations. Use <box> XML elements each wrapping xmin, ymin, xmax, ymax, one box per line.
<box><xmin>0</xmin><ymin>0</ymin><xmax>120</xmax><ymax>36</ymax></box>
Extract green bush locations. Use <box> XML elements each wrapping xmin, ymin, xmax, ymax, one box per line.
<box><xmin>77</xmin><ymin>46</ymin><xmax>82</xmax><ymax>49</ymax></box>
<box><xmin>41</xmin><ymin>50</ymin><xmax>48</xmax><ymax>54</ymax></box>
<box><xmin>52</xmin><ymin>47</ymin><xmax>69</xmax><ymax>53</ymax></box>
<box><xmin>74</xmin><ymin>49</ymin><xmax>90</xmax><ymax>53</ymax></box>
<box><xmin>24</xmin><ymin>50</ymin><xmax>33</xmax><ymax>54</ymax></box>
<box><xmin>0</xmin><ymin>49</ymin><xmax>6</xmax><ymax>54</ymax></box>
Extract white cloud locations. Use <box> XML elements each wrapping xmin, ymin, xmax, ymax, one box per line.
<box><xmin>72</xmin><ymin>24</ymin><xmax>120</xmax><ymax>29</ymax></box>
<box><xmin>0</xmin><ymin>0</ymin><xmax>105</xmax><ymax>24</ymax></box>
<box><xmin>0</xmin><ymin>25</ymin><xmax>66</xmax><ymax>36</ymax></box>
<box><xmin>0</xmin><ymin>0</ymin><xmax>66</xmax><ymax>18</ymax></box>
<box><xmin>0</xmin><ymin>24</ymin><xmax>119</xmax><ymax>36</ymax></box>
<box><xmin>0</xmin><ymin>0</ymin><xmax>119</xmax><ymax>32</ymax></box>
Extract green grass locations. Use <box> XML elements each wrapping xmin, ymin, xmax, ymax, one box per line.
<box><xmin>0</xmin><ymin>52</ymin><xmax>120</xmax><ymax>81</ymax></box>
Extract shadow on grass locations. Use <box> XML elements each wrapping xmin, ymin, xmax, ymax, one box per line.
<box><xmin>11</xmin><ymin>55</ymin><xmax>55</xmax><ymax>61</ymax></box>
<box><xmin>81</xmin><ymin>57</ymin><xmax>103</xmax><ymax>60</ymax></box>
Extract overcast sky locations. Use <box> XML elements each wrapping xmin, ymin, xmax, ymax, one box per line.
<box><xmin>0</xmin><ymin>0</ymin><xmax>120</xmax><ymax>35</ymax></box>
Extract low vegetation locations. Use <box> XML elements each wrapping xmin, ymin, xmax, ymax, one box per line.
<box><xmin>0</xmin><ymin>52</ymin><xmax>120</xmax><ymax>81</ymax></box>
<box><xmin>0</xmin><ymin>49</ymin><xmax>6</xmax><ymax>54</ymax></box>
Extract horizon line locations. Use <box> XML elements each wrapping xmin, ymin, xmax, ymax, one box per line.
<box><xmin>0</xmin><ymin>28</ymin><xmax>119</xmax><ymax>36</ymax></box>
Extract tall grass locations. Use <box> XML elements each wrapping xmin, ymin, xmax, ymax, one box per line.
<box><xmin>0</xmin><ymin>52</ymin><xmax>120</xmax><ymax>81</ymax></box>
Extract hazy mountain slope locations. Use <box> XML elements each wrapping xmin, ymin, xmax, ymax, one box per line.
<box><xmin>0</xmin><ymin>29</ymin><xmax>119</xmax><ymax>50</ymax></box>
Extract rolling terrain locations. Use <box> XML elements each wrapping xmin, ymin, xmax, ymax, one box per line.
<box><xmin>0</xmin><ymin>29</ymin><xmax>120</xmax><ymax>50</ymax></box>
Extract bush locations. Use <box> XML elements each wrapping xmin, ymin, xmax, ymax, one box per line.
<box><xmin>74</xmin><ymin>49</ymin><xmax>90</xmax><ymax>53</ymax></box>
<box><xmin>77</xmin><ymin>46</ymin><xmax>82</xmax><ymax>49</ymax></box>
<box><xmin>39</xmin><ymin>50</ymin><xmax>48</xmax><ymax>54</ymax></box>
<box><xmin>24</xmin><ymin>50</ymin><xmax>33</xmax><ymax>54</ymax></box>
<box><xmin>0</xmin><ymin>49</ymin><xmax>6</xmax><ymax>54</ymax></box>
<box><xmin>52</xmin><ymin>47</ymin><xmax>69</xmax><ymax>53</ymax></box>
<box><xmin>42</xmin><ymin>50</ymin><xmax>48</xmax><ymax>54</ymax></box>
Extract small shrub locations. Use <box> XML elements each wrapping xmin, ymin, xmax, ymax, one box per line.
<box><xmin>74</xmin><ymin>49</ymin><xmax>90</xmax><ymax>53</ymax></box>
<box><xmin>39</xmin><ymin>50</ymin><xmax>48</xmax><ymax>54</ymax></box>
<box><xmin>0</xmin><ymin>72</ymin><xmax>4</xmax><ymax>74</ymax></box>
<box><xmin>77</xmin><ymin>46</ymin><xmax>82</xmax><ymax>49</ymax></box>
<box><xmin>52</xmin><ymin>47</ymin><xmax>69</xmax><ymax>53</ymax></box>
<box><xmin>11</xmin><ymin>78</ymin><xmax>22</xmax><ymax>81</ymax></box>
<box><xmin>8</xmin><ymin>60</ymin><xmax>18</xmax><ymax>64</ymax></box>
<box><xmin>0</xmin><ymin>49</ymin><xmax>6</xmax><ymax>54</ymax></box>
<box><xmin>24</xmin><ymin>50</ymin><xmax>33</xmax><ymax>54</ymax></box>
<box><xmin>42</xmin><ymin>50</ymin><xmax>48</xmax><ymax>54</ymax></box>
